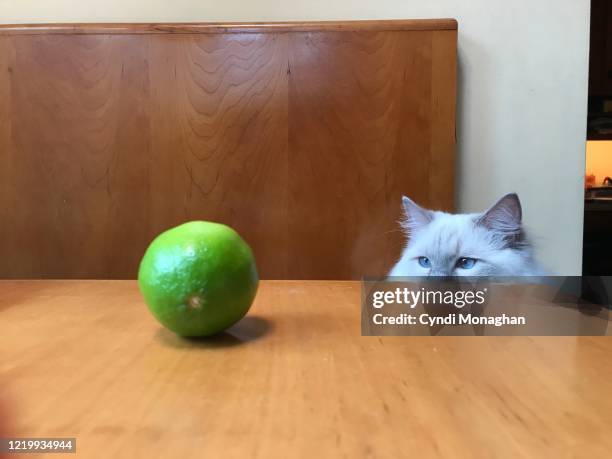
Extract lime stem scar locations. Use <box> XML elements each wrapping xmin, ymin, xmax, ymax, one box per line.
<box><xmin>187</xmin><ymin>295</ymin><xmax>204</xmax><ymax>310</ymax></box>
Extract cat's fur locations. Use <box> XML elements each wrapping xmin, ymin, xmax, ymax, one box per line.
<box><xmin>389</xmin><ymin>193</ymin><xmax>544</xmax><ymax>277</ymax></box>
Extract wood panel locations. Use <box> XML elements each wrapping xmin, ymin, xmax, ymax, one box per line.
<box><xmin>2</xmin><ymin>280</ymin><xmax>612</xmax><ymax>457</ymax></box>
<box><xmin>0</xmin><ymin>37</ymin><xmax>12</xmax><ymax>273</ymax></box>
<box><xmin>2</xmin><ymin>35</ymin><xmax>151</xmax><ymax>277</ymax></box>
<box><xmin>0</xmin><ymin>21</ymin><xmax>457</xmax><ymax>279</ymax></box>
<box><xmin>147</xmin><ymin>33</ymin><xmax>290</xmax><ymax>278</ymax></box>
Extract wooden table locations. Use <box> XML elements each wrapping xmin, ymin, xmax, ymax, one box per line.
<box><xmin>2</xmin><ymin>280</ymin><xmax>612</xmax><ymax>458</ymax></box>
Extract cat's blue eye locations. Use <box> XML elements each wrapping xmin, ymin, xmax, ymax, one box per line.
<box><xmin>417</xmin><ymin>256</ymin><xmax>431</xmax><ymax>268</ymax></box>
<box><xmin>457</xmin><ymin>257</ymin><xmax>477</xmax><ymax>269</ymax></box>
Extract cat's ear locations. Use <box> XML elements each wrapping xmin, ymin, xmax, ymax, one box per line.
<box><xmin>400</xmin><ymin>196</ymin><xmax>433</xmax><ymax>233</ymax></box>
<box><xmin>477</xmin><ymin>193</ymin><xmax>522</xmax><ymax>235</ymax></box>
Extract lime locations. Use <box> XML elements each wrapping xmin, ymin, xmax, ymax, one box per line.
<box><xmin>138</xmin><ymin>221</ymin><xmax>259</xmax><ymax>337</ymax></box>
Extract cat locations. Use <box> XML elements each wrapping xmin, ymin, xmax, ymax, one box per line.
<box><xmin>389</xmin><ymin>193</ymin><xmax>545</xmax><ymax>277</ymax></box>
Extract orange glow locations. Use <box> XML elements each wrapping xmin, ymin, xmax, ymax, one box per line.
<box><xmin>586</xmin><ymin>141</ymin><xmax>612</xmax><ymax>186</ymax></box>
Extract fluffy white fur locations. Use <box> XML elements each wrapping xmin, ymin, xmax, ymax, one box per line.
<box><xmin>389</xmin><ymin>193</ymin><xmax>544</xmax><ymax>277</ymax></box>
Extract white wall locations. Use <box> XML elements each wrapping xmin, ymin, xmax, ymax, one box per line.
<box><xmin>0</xmin><ymin>0</ymin><xmax>590</xmax><ymax>274</ymax></box>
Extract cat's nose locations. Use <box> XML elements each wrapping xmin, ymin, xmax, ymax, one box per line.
<box><xmin>427</xmin><ymin>273</ymin><xmax>458</xmax><ymax>292</ymax></box>
<box><xmin>429</xmin><ymin>271</ymin><xmax>453</xmax><ymax>280</ymax></box>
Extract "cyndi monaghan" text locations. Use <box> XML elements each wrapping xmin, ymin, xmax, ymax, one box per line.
<box><xmin>372</xmin><ymin>313</ymin><xmax>526</xmax><ymax>327</ymax></box>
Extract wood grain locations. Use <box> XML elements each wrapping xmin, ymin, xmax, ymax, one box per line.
<box><xmin>0</xmin><ymin>21</ymin><xmax>456</xmax><ymax>279</ymax></box>
<box><xmin>2</xmin><ymin>280</ymin><xmax>612</xmax><ymax>458</ymax></box>
<box><xmin>0</xmin><ymin>36</ymin><xmax>12</xmax><ymax>272</ymax></box>
<box><xmin>147</xmin><ymin>33</ymin><xmax>290</xmax><ymax>279</ymax></box>
<box><xmin>287</xmin><ymin>30</ymin><xmax>455</xmax><ymax>277</ymax></box>
<box><xmin>2</xmin><ymin>35</ymin><xmax>151</xmax><ymax>277</ymax></box>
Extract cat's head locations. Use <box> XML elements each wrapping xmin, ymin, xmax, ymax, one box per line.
<box><xmin>397</xmin><ymin>193</ymin><xmax>535</xmax><ymax>276</ymax></box>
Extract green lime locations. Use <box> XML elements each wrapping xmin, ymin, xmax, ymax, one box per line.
<box><xmin>138</xmin><ymin>221</ymin><xmax>259</xmax><ymax>337</ymax></box>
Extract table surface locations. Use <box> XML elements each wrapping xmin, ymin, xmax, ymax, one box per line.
<box><xmin>2</xmin><ymin>280</ymin><xmax>612</xmax><ymax>458</ymax></box>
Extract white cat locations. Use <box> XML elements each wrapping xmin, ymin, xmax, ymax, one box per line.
<box><xmin>389</xmin><ymin>193</ymin><xmax>545</xmax><ymax>277</ymax></box>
